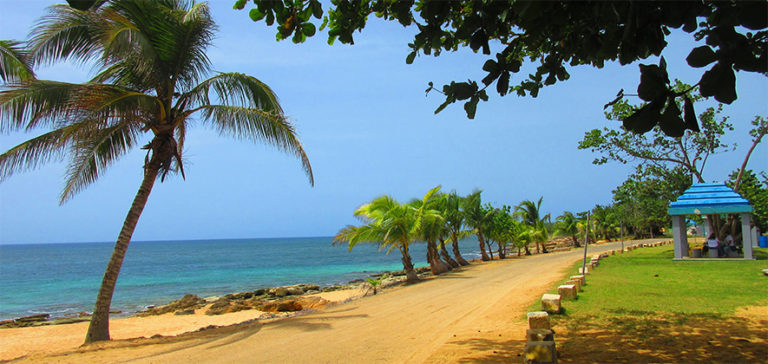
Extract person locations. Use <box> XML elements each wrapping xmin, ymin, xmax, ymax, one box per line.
<box><xmin>706</xmin><ymin>233</ymin><xmax>720</xmax><ymax>257</ymax></box>
<box><xmin>725</xmin><ymin>234</ymin><xmax>736</xmax><ymax>255</ymax></box>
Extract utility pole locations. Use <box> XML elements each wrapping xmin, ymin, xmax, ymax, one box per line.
<box><xmin>621</xmin><ymin>222</ymin><xmax>624</xmax><ymax>253</ymax></box>
<box><xmin>581</xmin><ymin>211</ymin><xmax>590</xmax><ymax>279</ymax></box>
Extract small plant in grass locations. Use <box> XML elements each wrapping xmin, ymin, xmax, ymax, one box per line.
<box><xmin>365</xmin><ymin>274</ymin><xmax>389</xmax><ymax>295</ymax></box>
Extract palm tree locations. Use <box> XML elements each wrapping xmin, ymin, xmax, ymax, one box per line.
<box><xmin>441</xmin><ymin>191</ymin><xmax>470</xmax><ymax>266</ymax></box>
<box><xmin>515</xmin><ymin>197</ymin><xmax>551</xmax><ymax>254</ymax></box>
<box><xmin>511</xmin><ymin>220</ymin><xmax>534</xmax><ymax>256</ymax></box>
<box><xmin>0</xmin><ymin>1</ymin><xmax>313</xmax><ymax>343</ymax></box>
<box><xmin>410</xmin><ymin>186</ymin><xmax>450</xmax><ymax>274</ymax></box>
<box><xmin>462</xmin><ymin>190</ymin><xmax>493</xmax><ymax>261</ymax></box>
<box><xmin>334</xmin><ymin>195</ymin><xmax>420</xmax><ymax>283</ymax></box>
<box><xmin>487</xmin><ymin>205</ymin><xmax>515</xmax><ymax>259</ymax></box>
<box><xmin>555</xmin><ymin>211</ymin><xmax>581</xmax><ymax>248</ymax></box>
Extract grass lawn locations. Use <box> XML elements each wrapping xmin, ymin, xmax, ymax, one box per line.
<box><xmin>535</xmin><ymin>243</ymin><xmax>768</xmax><ymax>363</ymax></box>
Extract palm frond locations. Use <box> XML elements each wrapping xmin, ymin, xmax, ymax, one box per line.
<box><xmin>28</xmin><ymin>4</ymin><xmax>105</xmax><ymax>66</ymax></box>
<box><xmin>0</xmin><ymin>40</ymin><xmax>35</xmax><ymax>82</ymax></box>
<box><xmin>0</xmin><ymin>127</ymin><xmax>70</xmax><ymax>182</ymax></box>
<box><xmin>182</xmin><ymin>73</ymin><xmax>282</xmax><ymax>112</ymax></box>
<box><xmin>195</xmin><ymin>104</ymin><xmax>313</xmax><ymax>185</ymax></box>
<box><xmin>0</xmin><ymin>81</ymin><xmax>154</xmax><ymax>132</ymax></box>
<box><xmin>0</xmin><ymin>80</ymin><xmax>82</xmax><ymax>131</ymax></box>
<box><xmin>60</xmin><ymin>120</ymin><xmax>142</xmax><ymax>202</ymax></box>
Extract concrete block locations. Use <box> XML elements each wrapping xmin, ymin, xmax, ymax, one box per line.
<box><xmin>527</xmin><ymin>311</ymin><xmax>551</xmax><ymax>330</ymax></box>
<box><xmin>526</xmin><ymin>328</ymin><xmax>554</xmax><ymax>342</ymax></box>
<box><xmin>565</xmin><ymin>279</ymin><xmax>582</xmax><ymax>292</ymax></box>
<box><xmin>541</xmin><ymin>294</ymin><xmax>561</xmax><ymax>314</ymax></box>
<box><xmin>600</xmin><ymin>253</ymin><xmax>608</xmax><ymax>258</ymax></box>
<box><xmin>524</xmin><ymin>340</ymin><xmax>557</xmax><ymax>364</ymax></box>
<box><xmin>569</xmin><ymin>275</ymin><xmax>585</xmax><ymax>286</ymax></box>
<box><xmin>578</xmin><ymin>267</ymin><xmax>589</xmax><ymax>275</ymax></box>
<box><xmin>611</xmin><ymin>250</ymin><xmax>616</xmax><ymax>255</ymax></box>
<box><xmin>558</xmin><ymin>284</ymin><xmax>577</xmax><ymax>300</ymax></box>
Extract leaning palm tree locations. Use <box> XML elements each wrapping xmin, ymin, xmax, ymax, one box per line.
<box><xmin>515</xmin><ymin>197</ymin><xmax>551</xmax><ymax>254</ymax></box>
<box><xmin>0</xmin><ymin>1</ymin><xmax>312</xmax><ymax>343</ymax></box>
<box><xmin>335</xmin><ymin>195</ymin><xmax>420</xmax><ymax>283</ymax></box>
<box><xmin>462</xmin><ymin>190</ymin><xmax>493</xmax><ymax>261</ymax></box>
<box><xmin>441</xmin><ymin>191</ymin><xmax>470</xmax><ymax>266</ymax></box>
<box><xmin>555</xmin><ymin>211</ymin><xmax>581</xmax><ymax>248</ymax></box>
<box><xmin>410</xmin><ymin>186</ymin><xmax>450</xmax><ymax>274</ymax></box>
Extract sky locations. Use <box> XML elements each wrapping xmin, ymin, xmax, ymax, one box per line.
<box><xmin>0</xmin><ymin>1</ymin><xmax>766</xmax><ymax>244</ymax></box>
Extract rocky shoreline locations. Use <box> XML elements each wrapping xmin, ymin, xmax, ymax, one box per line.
<box><xmin>0</xmin><ymin>266</ymin><xmax>432</xmax><ymax>329</ymax></box>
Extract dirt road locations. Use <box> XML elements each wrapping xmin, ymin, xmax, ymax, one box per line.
<box><xmin>15</xmin><ymin>240</ymin><xmax>658</xmax><ymax>363</ymax></box>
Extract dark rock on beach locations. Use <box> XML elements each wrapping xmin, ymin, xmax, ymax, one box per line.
<box><xmin>16</xmin><ymin>314</ymin><xmax>49</xmax><ymax>323</ymax></box>
<box><xmin>137</xmin><ymin>294</ymin><xmax>206</xmax><ymax>316</ymax></box>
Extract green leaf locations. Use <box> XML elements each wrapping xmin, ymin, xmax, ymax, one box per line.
<box><xmin>311</xmin><ymin>0</ymin><xmax>323</xmax><ymax>19</ymax></box>
<box><xmin>496</xmin><ymin>72</ymin><xmax>510</xmax><ymax>96</ymax></box>
<box><xmin>658</xmin><ymin>97</ymin><xmax>685</xmax><ymax>137</ymax></box>
<box><xmin>699</xmin><ymin>62</ymin><xmax>737</xmax><ymax>104</ymax></box>
<box><xmin>452</xmin><ymin>82</ymin><xmax>475</xmax><ymax>100</ymax></box>
<box><xmin>249</xmin><ymin>8</ymin><xmax>266</xmax><ymax>22</ymax></box>
<box><xmin>302</xmin><ymin>22</ymin><xmax>316</xmax><ymax>37</ymax></box>
<box><xmin>637</xmin><ymin>64</ymin><xmax>669</xmax><ymax>101</ymax></box>
<box><xmin>406</xmin><ymin>51</ymin><xmax>416</xmax><ymax>64</ymax></box>
<box><xmin>683</xmin><ymin>96</ymin><xmax>699</xmax><ymax>132</ymax></box>
<box><xmin>464</xmin><ymin>97</ymin><xmax>478</xmax><ymax>119</ymax></box>
<box><xmin>622</xmin><ymin>98</ymin><xmax>664</xmax><ymax>134</ymax></box>
<box><xmin>686</xmin><ymin>46</ymin><xmax>717</xmax><ymax>68</ymax></box>
<box><xmin>233</xmin><ymin>0</ymin><xmax>247</xmax><ymax>10</ymax></box>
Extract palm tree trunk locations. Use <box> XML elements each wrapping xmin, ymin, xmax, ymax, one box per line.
<box><xmin>451</xmin><ymin>233</ymin><xmax>470</xmax><ymax>266</ymax></box>
<box><xmin>439</xmin><ymin>238</ymin><xmax>459</xmax><ymax>268</ymax></box>
<box><xmin>497</xmin><ymin>241</ymin><xmax>505</xmax><ymax>259</ymax></box>
<box><xmin>400</xmin><ymin>245</ymin><xmax>419</xmax><ymax>283</ymax></box>
<box><xmin>84</xmin><ymin>164</ymin><xmax>160</xmax><ymax>344</ymax></box>
<box><xmin>426</xmin><ymin>240</ymin><xmax>441</xmax><ymax>274</ymax></box>
<box><xmin>477</xmin><ymin>230</ymin><xmax>490</xmax><ymax>261</ymax></box>
<box><xmin>486</xmin><ymin>239</ymin><xmax>495</xmax><ymax>260</ymax></box>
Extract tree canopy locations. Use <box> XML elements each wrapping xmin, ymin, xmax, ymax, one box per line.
<box><xmin>236</xmin><ymin>0</ymin><xmax>767</xmax><ymax>135</ymax></box>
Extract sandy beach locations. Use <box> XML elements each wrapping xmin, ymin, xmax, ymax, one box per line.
<box><xmin>1</xmin><ymin>240</ymin><xmax>649</xmax><ymax>363</ymax></box>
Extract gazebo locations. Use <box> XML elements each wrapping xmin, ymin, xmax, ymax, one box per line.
<box><xmin>668</xmin><ymin>183</ymin><xmax>755</xmax><ymax>260</ymax></box>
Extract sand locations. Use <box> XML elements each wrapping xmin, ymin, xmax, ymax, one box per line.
<box><xmin>1</xmin><ymin>240</ymin><xmax>656</xmax><ymax>363</ymax></box>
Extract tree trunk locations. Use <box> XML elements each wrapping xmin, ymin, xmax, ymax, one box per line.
<box><xmin>426</xmin><ymin>240</ymin><xmax>448</xmax><ymax>274</ymax></box>
<box><xmin>486</xmin><ymin>239</ymin><xmax>495</xmax><ymax>260</ymax></box>
<box><xmin>400</xmin><ymin>245</ymin><xmax>419</xmax><ymax>283</ymax></box>
<box><xmin>451</xmin><ymin>233</ymin><xmax>470</xmax><ymax>266</ymax></box>
<box><xmin>524</xmin><ymin>245</ymin><xmax>531</xmax><ymax>255</ymax></box>
<box><xmin>84</xmin><ymin>164</ymin><xmax>160</xmax><ymax>344</ymax></box>
<box><xmin>571</xmin><ymin>235</ymin><xmax>581</xmax><ymax>248</ymax></box>
<box><xmin>497</xmin><ymin>241</ymin><xmax>506</xmax><ymax>259</ymax></box>
<box><xmin>477</xmin><ymin>229</ymin><xmax>490</xmax><ymax>261</ymax></box>
<box><xmin>439</xmin><ymin>238</ymin><xmax>459</xmax><ymax>268</ymax></box>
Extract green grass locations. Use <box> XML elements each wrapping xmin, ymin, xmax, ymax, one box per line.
<box><xmin>531</xmin><ymin>245</ymin><xmax>768</xmax><ymax>318</ymax></box>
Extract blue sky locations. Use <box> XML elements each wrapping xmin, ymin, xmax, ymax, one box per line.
<box><xmin>1</xmin><ymin>1</ymin><xmax>766</xmax><ymax>244</ymax></box>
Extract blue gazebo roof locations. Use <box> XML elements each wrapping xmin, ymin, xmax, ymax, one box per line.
<box><xmin>668</xmin><ymin>183</ymin><xmax>753</xmax><ymax>215</ymax></box>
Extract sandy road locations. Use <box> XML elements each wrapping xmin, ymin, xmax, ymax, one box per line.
<box><xmin>13</xmin><ymin>239</ymin><xmax>662</xmax><ymax>363</ymax></box>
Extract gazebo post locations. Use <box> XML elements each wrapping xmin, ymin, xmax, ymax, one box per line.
<box><xmin>741</xmin><ymin>213</ymin><xmax>754</xmax><ymax>260</ymax></box>
<box><xmin>672</xmin><ymin>215</ymin><xmax>688</xmax><ymax>259</ymax></box>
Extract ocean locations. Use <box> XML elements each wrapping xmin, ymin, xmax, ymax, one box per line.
<box><xmin>0</xmin><ymin>236</ymin><xmax>483</xmax><ymax>321</ymax></box>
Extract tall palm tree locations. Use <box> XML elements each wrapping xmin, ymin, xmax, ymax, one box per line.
<box><xmin>462</xmin><ymin>190</ymin><xmax>493</xmax><ymax>261</ymax></box>
<box><xmin>335</xmin><ymin>195</ymin><xmax>420</xmax><ymax>283</ymax></box>
<box><xmin>0</xmin><ymin>1</ymin><xmax>313</xmax><ymax>343</ymax></box>
<box><xmin>515</xmin><ymin>197</ymin><xmax>551</xmax><ymax>254</ymax></box>
<box><xmin>555</xmin><ymin>211</ymin><xmax>581</xmax><ymax>248</ymax></box>
<box><xmin>410</xmin><ymin>186</ymin><xmax>450</xmax><ymax>274</ymax></box>
<box><xmin>441</xmin><ymin>191</ymin><xmax>469</xmax><ymax>266</ymax></box>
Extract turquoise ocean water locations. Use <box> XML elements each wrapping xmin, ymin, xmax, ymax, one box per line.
<box><xmin>0</xmin><ymin>236</ymin><xmax>482</xmax><ymax>320</ymax></box>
